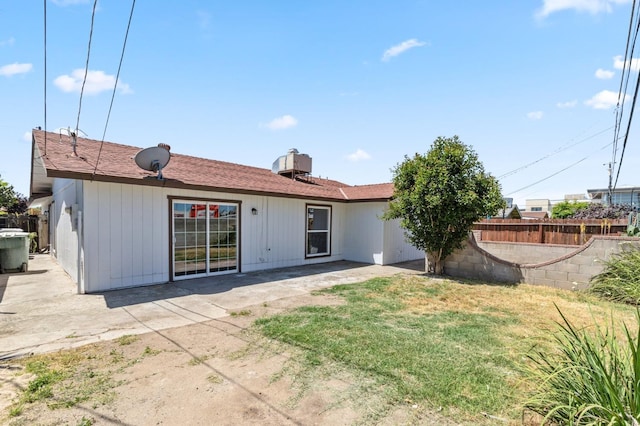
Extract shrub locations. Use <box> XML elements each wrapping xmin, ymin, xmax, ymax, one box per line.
<box><xmin>571</xmin><ymin>203</ymin><xmax>634</xmax><ymax>219</ymax></box>
<box><xmin>551</xmin><ymin>200</ymin><xmax>589</xmax><ymax>219</ymax></box>
<box><xmin>525</xmin><ymin>307</ymin><xmax>640</xmax><ymax>424</ymax></box>
<box><xmin>590</xmin><ymin>245</ymin><xmax>640</xmax><ymax>305</ymax></box>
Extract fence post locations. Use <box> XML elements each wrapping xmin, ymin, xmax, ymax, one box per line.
<box><xmin>538</xmin><ymin>222</ymin><xmax>544</xmax><ymax>244</ymax></box>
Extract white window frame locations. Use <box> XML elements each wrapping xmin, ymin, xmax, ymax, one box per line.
<box><xmin>306</xmin><ymin>204</ymin><xmax>331</xmax><ymax>258</ymax></box>
<box><xmin>171</xmin><ymin>199</ymin><xmax>239</xmax><ymax>280</ymax></box>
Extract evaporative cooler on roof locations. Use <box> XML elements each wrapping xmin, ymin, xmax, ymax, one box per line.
<box><xmin>271</xmin><ymin>148</ymin><xmax>312</xmax><ymax>178</ymax></box>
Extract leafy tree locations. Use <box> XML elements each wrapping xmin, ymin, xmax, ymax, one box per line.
<box><xmin>0</xmin><ymin>175</ymin><xmax>27</xmax><ymax>215</ymax></box>
<box><xmin>0</xmin><ymin>176</ymin><xmax>16</xmax><ymax>212</ymax></box>
<box><xmin>7</xmin><ymin>194</ymin><xmax>28</xmax><ymax>214</ymax></box>
<box><xmin>384</xmin><ymin>136</ymin><xmax>504</xmax><ymax>274</ymax></box>
<box><xmin>551</xmin><ymin>200</ymin><xmax>589</xmax><ymax>219</ymax></box>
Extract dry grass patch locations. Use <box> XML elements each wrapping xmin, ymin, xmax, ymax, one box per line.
<box><xmin>389</xmin><ymin>275</ymin><xmax>637</xmax><ymax>340</ymax></box>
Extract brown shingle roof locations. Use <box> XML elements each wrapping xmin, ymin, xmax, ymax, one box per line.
<box><xmin>340</xmin><ymin>183</ymin><xmax>394</xmax><ymax>200</ymax></box>
<box><xmin>31</xmin><ymin>130</ymin><xmax>393</xmax><ymax>202</ymax></box>
<box><xmin>521</xmin><ymin>211</ymin><xmax>550</xmax><ymax>219</ymax></box>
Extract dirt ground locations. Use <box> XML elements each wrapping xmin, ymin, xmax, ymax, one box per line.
<box><xmin>0</xmin><ymin>291</ymin><xmax>454</xmax><ymax>426</ymax></box>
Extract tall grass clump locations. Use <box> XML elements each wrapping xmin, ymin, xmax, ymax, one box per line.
<box><xmin>525</xmin><ymin>307</ymin><xmax>640</xmax><ymax>425</ymax></box>
<box><xmin>590</xmin><ymin>245</ymin><xmax>640</xmax><ymax>305</ymax></box>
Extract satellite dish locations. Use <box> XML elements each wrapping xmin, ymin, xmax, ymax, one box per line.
<box><xmin>134</xmin><ymin>145</ymin><xmax>171</xmax><ymax>180</ymax></box>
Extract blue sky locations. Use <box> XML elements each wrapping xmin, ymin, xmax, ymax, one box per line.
<box><xmin>1</xmin><ymin>0</ymin><xmax>639</xmax><ymax>206</ymax></box>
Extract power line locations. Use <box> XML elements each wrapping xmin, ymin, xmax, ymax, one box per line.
<box><xmin>505</xmin><ymin>142</ymin><xmax>613</xmax><ymax>196</ymax></box>
<box><xmin>613</xmin><ymin>61</ymin><xmax>640</xmax><ymax>190</ymax></box>
<box><xmin>43</xmin><ymin>0</ymin><xmax>47</xmax><ymax>156</ymax></box>
<box><xmin>74</xmin><ymin>0</ymin><xmax>99</xmax><ymax>139</ymax></box>
<box><xmin>611</xmin><ymin>0</ymin><xmax>637</xmax><ymax>159</ymax></box>
<box><xmin>610</xmin><ymin>0</ymin><xmax>640</xmax><ymax>196</ymax></box>
<box><xmin>100</xmin><ymin>0</ymin><xmax>135</xmax><ymax>142</ymax></box>
<box><xmin>498</xmin><ymin>126</ymin><xmax>613</xmax><ymax>179</ymax></box>
<box><xmin>93</xmin><ymin>0</ymin><xmax>136</xmax><ymax>179</ymax></box>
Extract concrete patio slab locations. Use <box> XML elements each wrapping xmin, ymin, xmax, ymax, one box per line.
<box><xmin>0</xmin><ymin>254</ymin><xmax>423</xmax><ymax>359</ymax></box>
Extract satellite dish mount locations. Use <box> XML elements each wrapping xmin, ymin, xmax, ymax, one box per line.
<box><xmin>134</xmin><ymin>144</ymin><xmax>171</xmax><ymax>180</ymax></box>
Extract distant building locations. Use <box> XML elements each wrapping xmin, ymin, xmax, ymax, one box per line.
<box><xmin>525</xmin><ymin>199</ymin><xmax>552</xmax><ymax>212</ymax></box>
<box><xmin>523</xmin><ymin>194</ymin><xmax>589</xmax><ymax>215</ymax></box>
<box><xmin>564</xmin><ymin>193</ymin><xmax>588</xmax><ymax>201</ymax></box>
<box><xmin>493</xmin><ymin>205</ymin><xmax>522</xmax><ymax>219</ymax></box>
<box><xmin>587</xmin><ymin>186</ymin><xmax>640</xmax><ymax>207</ymax></box>
<box><xmin>521</xmin><ymin>211</ymin><xmax>549</xmax><ymax>220</ymax></box>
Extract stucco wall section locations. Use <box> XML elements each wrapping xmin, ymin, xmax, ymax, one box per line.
<box><xmin>445</xmin><ymin>235</ymin><xmax>640</xmax><ymax>290</ymax></box>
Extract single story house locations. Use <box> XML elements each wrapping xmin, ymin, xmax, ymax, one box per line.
<box><xmin>521</xmin><ymin>211</ymin><xmax>549</xmax><ymax>220</ymax></box>
<box><xmin>29</xmin><ymin>129</ymin><xmax>423</xmax><ymax>293</ymax></box>
<box><xmin>493</xmin><ymin>205</ymin><xmax>522</xmax><ymax>219</ymax></box>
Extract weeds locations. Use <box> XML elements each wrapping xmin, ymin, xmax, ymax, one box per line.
<box><xmin>188</xmin><ymin>355</ymin><xmax>211</xmax><ymax>366</ymax></box>
<box><xmin>142</xmin><ymin>346</ymin><xmax>160</xmax><ymax>356</ymax></box>
<box><xmin>590</xmin><ymin>245</ymin><xmax>640</xmax><ymax>305</ymax></box>
<box><xmin>525</xmin><ymin>306</ymin><xmax>640</xmax><ymax>424</ymax></box>
<box><xmin>116</xmin><ymin>335</ymin><xmax>138</xmax><ymax>346</ymax></box>
<box><xmin>7</xmin><ymin>345</ymin><xmax>122</xmax><ymax>419</ymax></box>
<box><xmin>23</xmin><ymin>360</ymin><xmax>65</xmax><ymax>403</ymax></box>
<box><xmin>207</xmin><ymin>374</ymin><xmax>223</xmax><ymax>384</ymax></box>
<box><xmin>77</xmin><ymin>416</ymin><xmax>95</xmax><ymax>426</ymax></box>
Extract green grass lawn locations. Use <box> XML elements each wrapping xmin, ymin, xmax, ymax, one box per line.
<box><xmin>255</xmin><ymin>275</ymin><xmax>638</xmax><ymax>424</ymax></box>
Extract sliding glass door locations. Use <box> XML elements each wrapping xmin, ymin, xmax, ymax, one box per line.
<box><xmin>172</xmin><ymin>200</ymin><xmax>238</xmax><ymax>279</ymax></box>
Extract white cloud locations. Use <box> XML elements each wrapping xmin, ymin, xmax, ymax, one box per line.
<box><xmin>54</xmin><ymin>69</ymin><xmax>132</xmax><ymax>95</ymax></box>
<box><xmin>0</xmin><ymin>63</ymin><xmax>32</xmax><ymax>77</ymax></box>
<box><xmin>536</xmin><ymin>0</ymin><xmax>631</xmax><ymax>18</ymax></box>
<box><xmin>0</xmin><ymin>37</ymin><xmax>15</xmax><ymax>47</ymax></box>
<box><xmin>557</xmin><ymin>100</ymin><xmax>578</xmax><ymax>108</ymax></box>
<box><xmin>584</xmin><ymin>90</ymin><xmax>628</xmax><ymax>109</ymax></box>
<box><xmin>346</xmin><ymin>149</ymin><xmax>371</xmax><ymax>162</ymax></box>
<box><xmin>382</xmin><ymin>39</ymin><xmax>427</xmax><ymax>62</ymax></box>
<box><xmin>51</xmin><ymin>0</ymin><xmax>90</xmax><ymax>5</ymax></box>
<box><xmin>613</xmin><ymin>55</ymin><xmax>640</xmax><ymax>71</ymax></box>
<box><xmin>527</xmin><ymin>111</ymin><xmax>544</xmax><ymax>120</ymax></box>
<box><xmin>23</xmin><ymin>131</ymin><xmax>31</xmax><ymax>142</ymax></box>
<box><xmin>595</xmin><ymin>68</ymin><xmax>615</xmax><ymax>79</ymax></box>
<box><xmin>264</xmin><ymin>114</ymin><xmax>298</xmax><ymax>130</ymax></box>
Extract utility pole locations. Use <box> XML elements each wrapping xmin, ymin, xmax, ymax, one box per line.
<box><xmin>606</xmin><ymin>162</ymin><xmax>614</xmax><ymax>205</ymax></box>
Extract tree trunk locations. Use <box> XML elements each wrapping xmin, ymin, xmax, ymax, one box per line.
<box><xmin>425</xmin><ymin>251</ymin><xmax>444</xmax><ymax>275</ymax></box>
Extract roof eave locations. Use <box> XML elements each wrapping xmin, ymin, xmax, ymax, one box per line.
<box><xmin>46</xmin><ymin>169</ymin><xmax>361</xmax><ymax>203</ymax></box>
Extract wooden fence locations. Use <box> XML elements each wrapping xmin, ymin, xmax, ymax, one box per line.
<box><xmin>473</xmin><ymin>218</ymin><xmax>628</xmax><ymax>246</ymax></box>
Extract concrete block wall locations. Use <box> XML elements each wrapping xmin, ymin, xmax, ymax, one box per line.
<box><xmin>445</xmin><ymin>235</ymin><xmax>640</xmax><ymax>290</ymax></box>
<box><xmin>476</xmin><ymin>241</ymin><xmax>575</xmax><ymax>264</ymax></box>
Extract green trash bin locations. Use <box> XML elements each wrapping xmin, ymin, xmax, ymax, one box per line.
<box><xmin>0</xmin><ymin>228</ymin><xmax>30</xmax><ymax>273</ymax></box>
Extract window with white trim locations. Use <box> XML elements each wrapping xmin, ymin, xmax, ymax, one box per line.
<box><xmin>306</xmin><ymin>205</ymin><xmax>331</xmax><ymax>257</ymax></box>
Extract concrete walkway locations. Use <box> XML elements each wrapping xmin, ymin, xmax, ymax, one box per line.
<box><xmin>0</xmin><ymin>254</ymin><xmax>423</xmax><ymax>359</ymax></box>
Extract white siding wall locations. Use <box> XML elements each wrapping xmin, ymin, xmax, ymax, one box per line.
<box><xmin>83</xmin><ymin>181</ymin><xmax>169</xmax><ymax>293</ymax></box>
<box><xmin>81</xmin><ymin>182</ymin><xmax>347</xmax><ymax>292</ymax></box>
<box><xmin>383</xmin><ymin>218</ymin><xmax>424</xmax><ymax>264</ymax></box>
<box><xmin>343</xmin><ymin>202</ymin><xmax>385</xmax><ymax>264</ymax></box>
<box><xmin>50</xmin><ymin>178</ymin><xmax>82</xmax><ymax>288</ymax></box>
<box><xmin>242</xmin><ymin>196</ymin><xmax>346</xmax><ymax>272</ymax></box>
<box><xmin>47</xmin><ymin>179</ymin><xmax>426</xmax><ymax>293</ymax></box>
<box><xmin>343</xmin><ymin>202</ymin><xmax>424</xmax><ymax>265</ymax></box>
